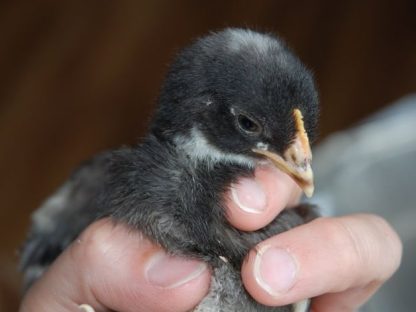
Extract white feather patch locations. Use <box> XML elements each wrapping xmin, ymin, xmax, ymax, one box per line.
<box><xmin>32</xmin><ymin>183</ymin><xmax>72</xmax><ymax>232</ymax></box>
<box><xmin>227</xmin><ymin>29</ymin><xmax>273</xmax><ymax>54</ymax></box>
<box><xmin>256</xmin><ymin>142</ymin><xmax>269</xmax><ymax>150</ymax></box>
<box><xmin>174</xmin><ymin>127</ymin><xmax>255</xmax><ymax>168</ymax></box>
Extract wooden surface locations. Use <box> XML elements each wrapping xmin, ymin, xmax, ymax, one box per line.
<box><xmin>0</xmin><ymin>1</ymin><xmax>415</xmax><ymax>309</ymax></box>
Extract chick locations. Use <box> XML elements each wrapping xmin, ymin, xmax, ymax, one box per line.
<box><xmin>20</xmin><ymin>28</ymin><xmax>319</xmax><ymax>311</ymax></box>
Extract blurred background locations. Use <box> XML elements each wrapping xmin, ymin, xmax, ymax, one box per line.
<box><xmin>0</xmin><ymin>0</ymin><xmax>415</xmax><ymax>310</ymax></box>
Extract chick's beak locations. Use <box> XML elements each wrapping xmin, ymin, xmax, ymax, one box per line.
<box><xmin>253</xmin><ymin>109</ymin><xmax>314</xmax><ymax>197</ymax></box>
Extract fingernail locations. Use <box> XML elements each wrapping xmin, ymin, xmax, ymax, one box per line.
<box><xmin>231</xmin><ymin>178</ymin><xmax>266</xmax><ymax>213</ymax></box>
<box><xmin>79</xmin><ymin>304</ymin><xmax>95</xmax><ymax>312</ymax></box>
<box><xmin>294</xmin><ymin>299</ymin><xmax>311</xmax><ymax>312</ymax></box>
<box><xmin>145</xmin><ymin>251</ymin><xmax>207</xmax><ymax>289</ymax></box>
<box><xmin>254</xmin><ymin>246</ymin><xmax>298</xmax><ymax>296</ymax></box>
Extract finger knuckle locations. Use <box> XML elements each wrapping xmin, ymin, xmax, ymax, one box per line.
<box><xmin>364</xmin><ymin>214</ymin><xmax>403</xmax><ymax>279</ymax></box>
<box><xmin>70</xmin><ymin>219</ymin><xmax>116</xmax><ymax>268</ymax></box>
<box><xmin>313</xmin><ymin>217</ymin><xmax>366</xmax><ymax>282</ymax></box>
<box><xmin>316</xmin><ymin>214</ymin><xmax>403</xmax><ymax>285</ymax></box>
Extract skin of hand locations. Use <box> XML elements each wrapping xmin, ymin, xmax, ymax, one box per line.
<box><xmin>19</xmin><ymin>164</ymin><xmax>402</xmax><ymax>312</ymax></box>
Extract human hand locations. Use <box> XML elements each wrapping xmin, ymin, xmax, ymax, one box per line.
<box><xmin>19</xmin><ymin>218</ymin><xmax>211</xmax><ymax>312</ymax></box>
<box><xmin>20</xmin><ymin>164</ymin><xmax>402</xmax><ymax>312</ymax></box>
<box><xmin>231</xmin><ymin>165</ymin><xmax>402</xmax><ymax>311</ymax></box>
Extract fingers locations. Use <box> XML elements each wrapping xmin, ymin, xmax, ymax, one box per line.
<box><xmin>20</xmin><ymin>219</ymin><xmax>211</xmax><ymax>312</ymax></box>
<box><xmin>225</xmin><ymin>164</ymin><xmax>302</xmax><ymax>231</ymax></box>
<box><xmin>241</xmin><ymin>214</ymin><xmax>402</xmax><ymax>310</ymax></box>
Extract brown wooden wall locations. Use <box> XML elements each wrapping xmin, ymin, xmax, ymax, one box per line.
<box><xmin>0</xmin><ymin>1</ymin><xmax>415</xmax><ymax>309</ymax></box>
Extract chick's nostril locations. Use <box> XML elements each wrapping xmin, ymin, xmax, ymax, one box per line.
<box><xmin>290</xmin><ymin>153</ymin><xmax>298</xmax><ymax>163</ymax></box>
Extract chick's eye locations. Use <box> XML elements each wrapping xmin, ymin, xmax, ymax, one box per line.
<box><xmin>237</xmin><ymin>114</ymin><xmax>261</xmax><ymax>134</ymax></box>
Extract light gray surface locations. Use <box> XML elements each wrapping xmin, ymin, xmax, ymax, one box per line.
<box><xmin>313</xmin><ymin>95</ymin><xmax>416</xmax><ymax>311</ymax></box>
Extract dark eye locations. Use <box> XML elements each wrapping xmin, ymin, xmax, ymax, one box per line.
<box><xmin>237</xmin><ymin>114</ymin><xmax>262</xmax><ymax>134</ymax></box>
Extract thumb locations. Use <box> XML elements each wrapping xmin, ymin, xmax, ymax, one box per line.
<box><xmin>20</xmin><ymin>219</ymin><xmax>210</xmax><ymax>312</ymax></box>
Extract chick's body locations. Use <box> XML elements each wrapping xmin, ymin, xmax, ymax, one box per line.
<box><xmin>21</xmin><ymin>29</ymin><xmax>319</xmax><ymax>312</ymax></box>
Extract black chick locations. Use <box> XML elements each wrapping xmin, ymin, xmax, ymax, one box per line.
<box><xmin>20</xmin><ymin>28</ymin><xmax>319</xmax><ymax>312</ymax></box>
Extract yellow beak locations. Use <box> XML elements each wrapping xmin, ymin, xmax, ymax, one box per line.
<box><xmin>253</xmin><ymin>109</ymin><xmax>314</xmax><ymax>197</ymax></box>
